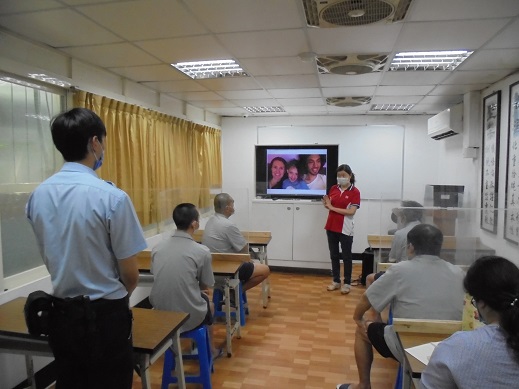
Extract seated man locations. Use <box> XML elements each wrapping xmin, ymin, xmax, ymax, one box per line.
<box><xmin>202</xmin><ymin>193</ymin><xmax>270</xmax><ymax>293</ymax></box>
<box><xmin>336</xmin><ymin>224</ymin><xmax>465</xmax><ymax>389</ymax></box>
<box><xmin>365</xmin><ymin>200</ymin><xmax>424</xmax><ymax>287</ymax></box>
<box><xmin>150</xmin><ymin>203</ymin><xmax>221</xmax><ymax>358</ymax></box>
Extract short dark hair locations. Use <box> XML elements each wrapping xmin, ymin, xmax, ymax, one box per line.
<box><xmin>464</xmin><ymin>256</ymin><xmax>519</xmax><ymax>361</ymax></box>
<box><xmin>407</xmin><ymin>224</ymin><xmax>443</xmax><ymax>256</ymax></box>
<box><xmin>336</xmin><ymin>164</ymin><xmax>355</xmax><ymax>185</ymax></box>
<box><xmin>214</xmin><ymin>193</ymin><xmax>233</xmax><ymax>213</ymax></box>
<box><xmin>399</xmin><ymin>200</ymin><xmax>424</xmax><ymax>223</ymax></box>
<box><xmin>286</xmin><ymin>159</ymin><xmax>303</xmax><ymax>179</ymax></box>
<box><xmin>51</xmin><ymin>108</ymin><xmax>107</xmax><ymax>162</ymax></box>
<box><xmin>172</xmin><ymin>203</ymin><xmax>199</xmax><ymax>230</ymax></box>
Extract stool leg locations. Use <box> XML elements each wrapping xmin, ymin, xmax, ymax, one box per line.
<box><xmin>196</xmin><ymin>327</ymin><xmax>213</xmax><ymax>389</ymax></box>
<box><xmin>161</xmin><ymin>349</ymin><xmax>175</xmax><ymax>389</ymax></box>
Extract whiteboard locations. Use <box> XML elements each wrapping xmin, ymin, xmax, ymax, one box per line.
<box><xmin>258</xmin><ymin>125</ymin><xmax>404</xmax><ymax>199</ymax></box>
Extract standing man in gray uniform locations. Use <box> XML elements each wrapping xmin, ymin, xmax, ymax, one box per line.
<box><xmin>202</xmin><ymin>193</ymin><xmax>270</xmax><ymax>293</ymax></box>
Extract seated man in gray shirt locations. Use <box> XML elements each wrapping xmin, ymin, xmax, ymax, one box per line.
<box><xmin>336</xmin><ymin>224</ymin><xmax>465</xmax><ymax>389</ymax></box>
<box><xmin>202</xmin><ymin>193</ymin><xmax>270</xmax><ymax>293</ymax></box>
<box><xmin>365</xmin><ymin>200</ymin><xmax>424</xmax><ymax>287</ymax></box>
<box><xmin>150</xmin><ymin>203</ymin><xmax>221</xmax><ymax>358</ymax></box>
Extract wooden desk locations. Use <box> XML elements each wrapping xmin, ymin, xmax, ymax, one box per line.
<box><xmin>194</xmin><ymin>229</ymin><xmax>272</xmax><ymax>308</ymax></box>
<box><xmin>211</xmin><ymin>255</ymin><xmax>243</xmax><ymax>357</ymax></box>
<box><xmin>0</xmin><ymin>297</ymin><xmax>189</xmax><ymax>389</ymax></box>
<box><xmin>137</xmin><ymin>251</ymin><xmax>243</xmax><ymax>357</ymax></box>
<box><xmin>397</xmin><ymin>332</ymin><xmax>449</xmax><ymax>388</ymax></box>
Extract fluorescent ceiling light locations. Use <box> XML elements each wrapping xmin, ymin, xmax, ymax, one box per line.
<box><xmin>370</xmin><ymin>103</ymin><xmax>414</xmax><ymax>111</ymax></box>
<box><xmin>171</xmin><ymin>59</ymin><xmax>248</xmax><ymax>79</ymax></box>
<box><xmin>243</xmin><ymin>106</ymin><xmax>286</xmax><ymax>113</ymax></box>
<box><xmin>28</xmin><ymin>73</ymin><xmax>71</xmax><ymax>87</ymax></box>
<box><xmin>390</xmin><ymin>50</ymin><xmax>473</xmax><ymax>71</ymax></box>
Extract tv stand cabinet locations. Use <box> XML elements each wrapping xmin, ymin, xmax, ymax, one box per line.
<box><xmin>251</xmin><ymin>200</ymin><xmax>330</xmax><ymax>269</ymax></box>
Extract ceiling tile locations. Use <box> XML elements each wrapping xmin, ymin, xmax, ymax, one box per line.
<box><xmin>396</xmin><ymin>19</ymin><xmax>510</xmax><ymax>51</ymax></box>
<box><xmin>219</xmin><ymin>90</ymin><xmax>271</xmax><ymax>99</ymax></box>
<box><xmin>197</xmin><ymin>77</ymin><xmax>263</xmax><ymax>91</ymax></box>
<box><xmin>136</xmin><ymin>35</ymin><xmax>232</xmax><ymax>63</ymax></box>
<box><xmin>370</xmin><ymin>95</ymin><xmax>424</xmax><ymax>104</ymax></box>
<box><xmin>322</xmin><ymin>86</ymin><xmax>376</xmax><ymax>97</ymax></box>
<box><xmin>429</xmin><ymin>84</ymin><xmax>491</xmax><ymax>95</ymax></box>
<box><xmin>205</xmin><ymin>107</ymin><xmax>249</xmax><ymax>116</ymax></box>
<box><xmin>239</xmin><ymin>57</ymin><xmax>315</xmax><ymax>76</ymax></box>
<box><xmin>62</xmin><ymin>43</ymin><xmax>160</xmax><ymax>68</ymax></box>
<box><xmin>78</xmin><ymin>0</ymin><xmax>207</xmax><ymax>41</ymax></box>
<box><xmin>141</xmin><ymin>79</ymin><xmax>208</xmax><ymax>93</ymax></box>
<box><xmin>377</xmin><ymin>85</ymin><xmax>436</xmax><ymax>96</ymax></box>
<box><xmin>0</xmin><ymin>9</ymin><xmax>121</xmax><ymax>47</ymax></box>
<box><xmin>420</xmin><ymin>95</ymin><xmax>464</xmax><ymax>105</ymax></box>
<box><xmin>284</xmin><ymin>106</ymin><xmax>329</xmax><ymax>114</ymax></box>
<box><xmin>307</xmin><ymin>24</ymin><xmax>402</xmax><ymax>55</ymax></box>
<box><xmin>184</xmin><ymin>0</ymin><xmax>303</xmax><ymax>33</ymax></box>
<box><xmin>190</xmin><ymin>100</ymin><xmax>238</xmax><ymax>109</ymax></box>
<box><xmin>408</xmin><ymin>0</ymin><xmax>519</xmax><ymax>21</ymax></box>
<box><xmin>232</xmin><ymin>98</ymin><xmax>280</xmax><ymax>107</ymax></box>
<box><xmin>217</xmin><ymin>30</ymin><xmax>309</xmax><ymax>58</ymax></box>
<box><xmin>277</xmin><ymin>98</ymin><xmax>326</xmax><ymax>106</ymax></box>
<box><xmin>442</xmin><ymin>69</ymin><xmax>513</xmax><ymax>85</ymax></box>
<box><xmin>0</xmin><ymin>0</ymin><xmax>62</xmax><ymax>14</ymax></box>
<box><xmin>255</xmin><ymin>75</ymin><xmax>319</xmax><ymax>89</ymax></box>
<box><xmin>461</xmin><ymin>48</ymin><xmax>519</xmax><ymax>70</ymax></box>
<box><xmin>485</xmin><ymin>19</ymin><xmax>519</xmax><ymax>49</ymax></box>
<box><xmin>108</xmin><ymin>64</ymin><xmax>186</xmax><ymax>82</ymax></box>
<box><xmin>269</xmin><ymin>88</ymin><xmax>323</xmax><ymax>98</ymax></box>
<box><xmin>380</xmin><ymin>71</ymin><xmax>450</xmax><ymax>86</ymax></box>
<box><xmin>319</xmin><ymin>73</ymin><xmax>382</xmax><ymax>87</ymax></box>
<box><xmin>169</xmin><ymin>91</ymin><xmax>224</xmax><ymax>101</ymax></box>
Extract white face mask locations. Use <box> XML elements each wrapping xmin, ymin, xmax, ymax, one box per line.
<box><xmin>337</xmin><ymin>177</ymin><xmax>349</xmax><ymax>186</ymax></box>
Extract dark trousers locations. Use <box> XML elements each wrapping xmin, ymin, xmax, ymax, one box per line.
<box><xmin>326</xmin><ymin>230</ymin><xmax>353</xmax><ymax>284</ymax></box>
<box><xmin>48</xmin><ymin>296</ymin><xmax>134</xmax><ymax>389</ymax></box>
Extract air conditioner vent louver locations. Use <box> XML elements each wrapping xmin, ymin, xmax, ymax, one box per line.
<box><xmin>326</xmin><ymin>96</ymin><xmax>372</xmax><ymax>107</ymax></box>
<box><xmin>317</xmin><ymin>54</ymin><xmax>388</xmax><ymax>75</ymax></box>
<box><xmin>301</xmin><ymin>0</ymin><xmax>413</xmax><ymax>27</ymax></box>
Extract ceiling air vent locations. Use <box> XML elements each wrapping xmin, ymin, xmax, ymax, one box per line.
<box><xmin>326</xmin><ymin>96</ymin><xmax>372</xmax><ymax>107</ymax></box>
<box><xmin>317</xmin><ymin>54</ymin><xmax>388</xmax><ymax>75</ymax></box>
<box><xmin>301</xmin><ymin>0</ymin><xmax>413</xmax><ymax>27</ymax></box>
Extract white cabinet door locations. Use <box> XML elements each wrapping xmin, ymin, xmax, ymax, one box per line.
<box><xmin>251</xmin><ymin>202</ymin><xmax>293</xmax><ymax>261</ymax></box>
<box><xmin>292</xmin><ymin>203</ymin><xmax>330</xmax><ymax>262</ymax></box>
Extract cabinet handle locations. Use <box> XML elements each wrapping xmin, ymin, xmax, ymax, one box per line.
<box><xmin>296</xmin><ymin>207</ymin><xmax>300</xmax><ymax>210</ymax></box>
<box><xmin>287</xmin><ymin>207</ymin><xmax>291</xmax><ymax>210</ymax></box>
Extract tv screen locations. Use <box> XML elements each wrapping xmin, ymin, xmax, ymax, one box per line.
<box><xmin>255</xmin><ymin>144</ymin><xmax>339</xmax><ymax>199</ymax></box>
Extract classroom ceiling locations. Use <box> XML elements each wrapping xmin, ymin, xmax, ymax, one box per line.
<box><xmin>0</xmin><ymin>0</ymin><xmax>518</xmax><ymax>117</ymax></box>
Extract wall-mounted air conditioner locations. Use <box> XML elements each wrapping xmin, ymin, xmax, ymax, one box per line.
<box><xmin>427</xmin><ymin>104</ymin><xmax>463</xmax><ymax>140</ymax></box>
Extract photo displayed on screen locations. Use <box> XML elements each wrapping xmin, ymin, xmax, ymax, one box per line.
<box><xmin>266</xmin><ymin>148</ymin><xmax>328</xmax><ymax>196</ymax></box>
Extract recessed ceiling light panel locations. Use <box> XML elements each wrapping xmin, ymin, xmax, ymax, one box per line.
<box><xmin>371</xmin><ymin>103</ymin><xmax>414</xmax><ymax>111</ymax></box>
<box><xmin>172</xmin><ymin>59</ymin><xmax>248</xmax><ymax>79</ymax></box>
<box><xmin>243</xmin><ymin>106</ymin><xmax>285</xmax><ymax>113</ymax></box>
<box><xmin>389</xmin><ymin>50</ymin><xmax>473</xmax><ymax>71</ymax></box>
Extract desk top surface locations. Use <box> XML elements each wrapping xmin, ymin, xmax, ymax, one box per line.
<box><xmin>398</xmin><ymin>332</ymin><xmax>450</xmax><ymax>377</ymax></box>
<box><xmin>367</xmin><ymin>234</ymin><xmax>495</xmax><ymax>252</ymax></box>
<box><xmin>193</xmin><ymin>229</ymin><xmax>271</xmax><ymax>246</ymax></box>
<box><xmin>138</xmin><ymin>251</ymin><xmax>241</xmax><ymax>277</ymax></box>
<box><xmin>0</xmin><ymin>297</ymin><xmax>189</xmax><ymax>355</ymax></box>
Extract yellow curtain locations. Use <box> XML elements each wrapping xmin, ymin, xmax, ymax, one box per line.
<box><xmin>73</xmin><ymin>91</ymin><xmax>222</xmax><ymax>227</ymax></box>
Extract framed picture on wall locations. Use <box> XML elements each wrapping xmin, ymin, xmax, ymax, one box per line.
<box><xmin>480</xmin><ymin>90</ymin><xmax>501</xmax><ymax>233</ymax></box>
<box><xmin>504</xmin><ymin>81</ymin><xmax>519</xmax><ymax>244</ymax></box>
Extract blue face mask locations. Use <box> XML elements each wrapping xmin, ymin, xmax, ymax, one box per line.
<box><xmin>92</xmin><ymin>140</ymin><xmax>104</xmax><ymax>171</ymax></box>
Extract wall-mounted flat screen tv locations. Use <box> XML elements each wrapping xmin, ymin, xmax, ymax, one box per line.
<box><xmin>255</xmin><ymin>144</ymin><xmax>339</xmax><ymax>199</ymax></box>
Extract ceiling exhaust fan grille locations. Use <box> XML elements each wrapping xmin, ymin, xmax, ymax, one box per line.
<box><xmin>317</xmin><ymin>54</ymin><xmax>388</xmax><ymax>75</ymax></box>
<box><xmin>302</xmin><ymin>0</ymin><xmax>413</xmax><ymax>27</ymax></box>
<box><xmin>326</xmin><ymin>96</ymin><xmax>372</xmax><ymax>107</ymax></box>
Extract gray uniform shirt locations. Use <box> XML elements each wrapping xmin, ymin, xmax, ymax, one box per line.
<box><xmin>202</xmin><ymin>213</ymin><xmax>247</xmax><ymax>253</ymax></box>
<box><xmin>150</xmin><ymin>230</ymin><xmax>215</xmax><ymax>332</ymax></box>
<box><xmin>388</xmin><ymin>220</ymin><xmax>421</xmax><ymax>262</ymax></box>
<box><xmin>366</xmin><ymin>255</ymin><xmax>465</xmax><ymax>362</ymax></box>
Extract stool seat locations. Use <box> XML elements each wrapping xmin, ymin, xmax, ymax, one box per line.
<box><xmin>213</xmin><ymin>283</ymin><xmax>248</xmax><ymax>327</ymax></box>
<box><xmin>161</xmin><ymin>325</ymin><xmax>213</xmax><ymax>389</ymax></box>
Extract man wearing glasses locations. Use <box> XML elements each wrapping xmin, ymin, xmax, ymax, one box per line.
<box><xmin>336</xmin><ymin>224</ymin><xmax>465</xmax><ymax>389</ymax></box>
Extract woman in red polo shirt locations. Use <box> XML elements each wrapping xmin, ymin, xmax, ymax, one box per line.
<box><xmin>323</xmin><ymin>164</ymin><xmax>361</xmax><ymax>295</ymax></box>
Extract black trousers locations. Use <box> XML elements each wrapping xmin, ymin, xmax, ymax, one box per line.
<box><xmin>326</xmin><ymin>230</ymin><xmax>353</xmax><ymax>284</ymax></box>
<box><xmin>48</xmin><ymin>296</ymin><xmax>134</xmax><ymax>389</ymax></box>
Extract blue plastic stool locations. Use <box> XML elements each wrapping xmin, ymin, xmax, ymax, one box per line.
<box><xmin>213</xmin><ymin>283</ymin><xmax>248</xmax><ymax>327</ymax></box>
<box><xmin>161</xmin><ymin>326</ymin><xmax>213</xmax><ymax>389</ymax></box>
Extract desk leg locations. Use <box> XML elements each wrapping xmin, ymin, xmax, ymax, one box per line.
<box><xmin>224</xmin><ymin>280</ymin><xmax>232</xmax><ymax>357</ymax></box>
<box><xmin>257</xmin><ymin>246</ymin><xmax>270</xmax><ymax>308</ymax></box>
<box><xmin>138</xmin><ymin>354</ymin><xmax>151</xmax><ymax>389</ymax></box>
<box><xmin>172</xmin><ymin>333</ymin><xmax>186</xmax><ymax>389</ymax></box>
<box><xmin>25</xmin><ymin>354</ymin><xmax>37</xmax><ymax>389</ymax></box>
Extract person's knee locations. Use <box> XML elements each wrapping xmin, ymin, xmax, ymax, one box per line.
<box><xmin>253</xmin><ymin>263</ymin><xmax>270</xmax><ymax>278</ymax></box>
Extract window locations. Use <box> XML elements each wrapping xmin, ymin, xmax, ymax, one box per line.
<box><xmin>0</xmin><ymin>73</ymin><xmax>65</xmax><ymax>290</ymax></box>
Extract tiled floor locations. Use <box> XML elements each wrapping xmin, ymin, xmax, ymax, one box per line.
<box><xmin>133</xmin><ymin>264</ymin><xmax>398</xmax><ymax>389</ymax></box>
